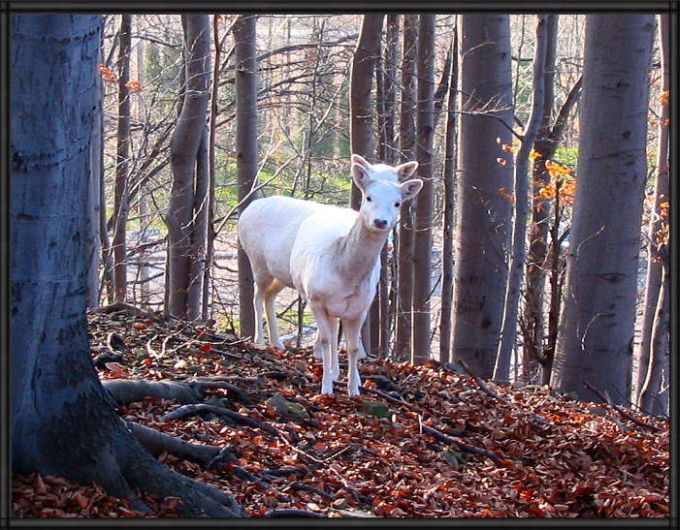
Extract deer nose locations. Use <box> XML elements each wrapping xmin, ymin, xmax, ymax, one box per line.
<box><xmin>374</xmin><ymin>219</ymin><xmax>388</xmax><ymax>229</ymax></box>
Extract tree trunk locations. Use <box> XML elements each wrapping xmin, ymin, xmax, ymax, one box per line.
<box><xmin>411</xmin><ymin>15</ymin><xmax>436</xmax><ymax>365</ymax></box>
<box><xmin>349</xmin><ymin>14</ymin><xmax>384</xmax><ymax>208</ymax></box>
<box><xmin>167</xmin><ymin>15</ymin><xmax>211</xmax><ymax>319</ymax></box>
<box><xmin>494</xmin><ymin>15</ymin><xmax>548</xmax><ymax>382</ymax></box>
<box><xmin>203</xmin><ymin>14</ymin><xmax>223</xmax><ymax>322</ymax></box>
<box><xmin>439</xmin><ymin>26</ymin><xmax>458</xmax><ymax>364</ymax></box>
<box><xmin>635</xmin><ymin>13</ymin><xmax>670</xmax><ymax>403</ymax></box>
<box><xmin>394</xmin><ymin>15</ymin><xmax>418</xmax><ymax>362</ymax></box>
<box><xmin>10</xmin><ymin>15</ymin><xmax>241</xmax><ymax>518</ymax></box>
<box><xmin>113</xmin><ymin>14</ymin><xmax>132</xmax><ymax>302</ymax></box>
<box><xmin>522</xmin><ymin>14</ymin><xmax>559</xmax><ymax>384</ymax></box>
<box><xmin>235</xmin><ymin>14</ymin><xmax>259</xmax><ymax>339</ymax></box>
<box><xmin>450</xmin><ymin>15</ymin><xmax>514</xmax><ymax>378</ymax></box>
<box><xmin>349</xmin><ymin>14</ymin><xmax>384</xmax><ymax>352</ymax></box>
<box><xmin>551</xmin><ymin>14</ymin><xmax>655</xmax><ymax>404</ymax></box>
<box><xmin>638</xmin><ymin>250</ymin><xmax>669</xmax><ymax>414</ymax></box>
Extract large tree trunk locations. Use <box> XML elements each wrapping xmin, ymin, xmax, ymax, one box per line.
<box><xmin>522</xmin><ymin>15</ymin><xmax>559</xmax><ymax>384</ymax></box>
<box><xmin>166</xmin><ymin>15</ymin><xmax>211</xmax><ymax>319</ymax></box>
<box><xmin>551</xmin><ymin>14</ymin><xmax>655</xmax><ymax>405</ymax></box>
<box><xmin>112</xmin><ymin>14</ymin><xmax>132</xmax><ymax>302</ymax></box>
<box><xmin>635</xmin><ymin>13</ymin><xmax>670</xmax><ymax>403</ymax></box>
<box><xmin>438</xmin><ymin>27</ymin><xmax>458</xmax><ymax>364</ymax></box>
<box><xmin>394</xmin><ymin>15</ymin><xmax>418</xmax><ymax>362</ymax></box>
<box><xmin>235</xmin><ymin>14</ymin><xmax>259</xmax><ymax>340</ymax></box>
<box><xmin>411</xmin><ymin>15</ymin><xmax>436</xmax><ymax>365</ymax></box>
<box><xmin>10</xmin><ymin>15</ymin><xmax>240</xmax><ymax>518</ymax></box>
<box><xmin>494</xmin><ymin>15</ymin><xmax>548</xmax><ymax>382</ymax></box>
<box><xmin>450</xmin><ymin>15</ymin><xmax>514</xmax><ymax>378</ymax></box>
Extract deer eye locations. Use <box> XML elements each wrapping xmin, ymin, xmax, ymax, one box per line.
<box><xmin>394</xmin><ymin>202</ymin><xmax>401</xmax><ymax>208</ymax></box>
<box><xmin>366</xmin><ymin>196</ymin><xmax>372</xmax><ymax>202</ymax></box>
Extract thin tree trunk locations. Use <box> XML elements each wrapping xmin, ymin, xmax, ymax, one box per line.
<box><xmin>235</xmin><ymin>14</ymin><xmax>258</xmax><ymax>339</ymax></box>
<box><xmin>202</xmin><ymin>14</ymin><xmax>224</xmax><ymax>322</ymax></box>
<box><xmin>411</xmin><ymin>14</ymin><xmax>436</xmax><ymax>365</ymax></box>
<box><xmin>394</xmin><ymin>15</ymin><xmax>418</xmax><ymax>362</ymax></box>
<box><xmin>113</xmin><ymin>14</ymin><xmax>132</xmax><ymax>302</ymax></box>
<box><xmin>451</xmin><ymin>15</ymin><xmax>514</xmax><ymax>378</ymax></box>
<box><xmin>136</xmin><ymin>37</ymin><xmax>150</xmax><ymax>307</ymax></box>
<box><xmin>635</xmin><ymin>13</ymin><xmax>670</xmax><ymax>402</ymax></box>
<box><xmin>439</xmin><ymin>26</ymin><xmax>458</xmax><ymax>363</ymax></box>
<box><xmin>521</xmin><ymin>14</ymin><xmax>558</xmax><ymax>384</ymax></box>
<box><xmin>494</xmin><ymin>15</ymin><xmax>548</xmax><ymax>382</ymax></box>
<box><xmin>638</xmin><ymin>249</ymin><xmax>669</xmax><ymax>414</ymax></box>
<box><xmin>551</xmin><ymin>14</ymin><xmax>655</xmax><ymax>404</ymax></box>
<box><xmin>166</xmin><ymin>15</ymin><xmax>211</xmax><ymax>319</ymax></box>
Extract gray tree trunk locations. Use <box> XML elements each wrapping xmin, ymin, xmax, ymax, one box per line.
<box><xmin>635</xmin><ymin>13</ymin><xmax>670</xmax><ymax>403</ymax></box>
<box><xmin>394</xmin><ymin>15</ymin><xmax>418</xmax><ymax>362</ymax></box>
<box><xmin>450</xmin><ymin>15</ymin><xmax>514</xmax><ymax>378</ymax></box>
<box><xmin>113</xmin><ymin>14</ymin><xmax>131</xmax><ymax>302</ymax></box>
<box><xmin>411</xmin><ymin>14</ymin><xmax>436</xmax><ymax>365</ymax></box>
<box><xmin>494</xmin><ymin>15</ymin><xmax>548</xmax><ymax>382</ymax></box>
<box><xmin>438</xmin><ymin>28</ymin><xmax>458</xmax><ymax>364</ymax></box>
<box><xmin>10</xmin><ymin>15</ymin><xmax>239</xmax><ymax>517</ymax></box>
<box><xmin>550</xmin><ymin>14</ymin><xmax>655</xmax><ymax>404</ymax></box>
<box><xmin>166</xmin><ymin>15</ymin><xmax>211</xmax><ymax>319</ymax></box>
<box><xmin>235</xmin><ymin>14</ymin><xmax>259</xmax><ymax>339</ymax></box>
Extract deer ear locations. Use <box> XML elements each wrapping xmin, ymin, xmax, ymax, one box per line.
<box><xmin>352</xmin><ymin>163</ymin><xmax>373</xmax><ymax>192</ymax></box>
<box><xmin>351</xmin><ymin>153</ymin><xmax>371</xmax><ymax>170</ymax></box>
<box><xmin>395</xmin><ymin>161</ymin><xmax>418</xmax><ymax>180</ymax></box>
<box><xmin>400</xmin><ymin>179</ymin><xmax>423</xmax><ymax>200</ymax></box>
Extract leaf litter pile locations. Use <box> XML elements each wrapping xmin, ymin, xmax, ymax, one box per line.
<box><xmin>12</xmin><ymin>306</ymin><xmax>669</xmax><ymax>519</ymax></box>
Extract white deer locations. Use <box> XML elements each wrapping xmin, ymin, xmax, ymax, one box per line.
<box><xmin>237</xmin><ymin>154</ymin><xmax>422</xmax><ymax>395</ymax></box>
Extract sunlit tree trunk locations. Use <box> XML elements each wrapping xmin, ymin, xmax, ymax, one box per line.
<box><xmin>551</xmin><ymin>14</ymin><xmax>655</xmax><ymax>404</ymax></box>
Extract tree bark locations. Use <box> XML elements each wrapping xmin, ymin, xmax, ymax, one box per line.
<box><xmin>494</xmin><ymin>15</ymin><xmax>548</xmax><ymax>382</ymax></box>
<box><xmin>551</xmin><ymin>14</ymin><xmax>655</xmax><ymax>404</ymax></box>
<box><xmin>638</xmin><ymin>249</ymin><xmax>669</xmax><ymax>414</ymax></box>
<box><xmin>522</xmin><ymin>14</ymin><xmax>559</xmax><ymax>384</ymax></box>
<box><xmin>439</xmin><ymin>26</ymin><xmax>458</xmax><ymax>364</ymax></box>
<box><xmin>349</xmin><ymin>14</ymin><xmax>384</xmax><ymax>209</ymax></box>
<box><xmin>394</xmin><ymin>15</ymin><xmax>418</xmax><ymax>362</ymax></box>
<box><xmin>10</xmin><ymin>15</ymin><xmax>241</xmax><ymax>518</ymax></box>
<box><xmin>450</xmin><ymin>15</ymin><xmax>514</xmax><ymax>378</ymax></box>
<box><xmin>235</xmin><ymin>14</ymin><xmax>259</xmax><ymax>339</ymax></box>
<box><xmin>411</xmin><ymin>15</ymin><xmax>436</xmax><ymax>365</ymax></box>
<box><xmin>166</xmin><ymin>15</ymin><xmax>211</xmax><ymax>319</ymax></box>
<box><xmin>635</xmin><ymin>13</ymin><xmax>670</xmax><ymax>403</ymax></box>
<box><xmin>112</xmin><ymin>14</ymin><xmax>132</xmax><ymax>302</ymax></box>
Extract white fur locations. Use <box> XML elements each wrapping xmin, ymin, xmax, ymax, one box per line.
<box><xmin>237</xmin><ymin>155</ymin><xmax>421</xmax><ymax>396</ymax></box>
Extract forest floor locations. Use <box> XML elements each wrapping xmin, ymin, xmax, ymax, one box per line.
<box><xmin>12</xmin><ymin>306</ymin><xmax>669</xmax><ymax>519</ymax></box>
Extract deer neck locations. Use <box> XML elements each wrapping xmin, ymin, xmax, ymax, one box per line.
<box><xmin>334</xmin><ymin>216</ymin><xmax>387</xmax><ymax>283</ymax></box>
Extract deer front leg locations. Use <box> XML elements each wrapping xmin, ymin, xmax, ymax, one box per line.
<box><xmin>342</xmin><ymin>315</ymin><xmax>364</xmax><ymax>397</ymax></box>
<box><xmin>309</xmin><ymin>301</ymin><xmax>334</xmax><ymax>395</ymax></box>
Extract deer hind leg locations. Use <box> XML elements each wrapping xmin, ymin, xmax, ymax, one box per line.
<box><xmin>252</xmin><ymin>277</ymin><xmax>271</xmax><ymax>346</ymax></box>
<box><xmin>263</xmin><ymin>279</ymin><xmax>286</xmax><ymax>350</ymax></box>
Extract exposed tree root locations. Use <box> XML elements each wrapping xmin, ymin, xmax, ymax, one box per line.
<box><xmin>161</xmin><ymin>404</ymin><xmax>280</xmax><ymax>437</ymax></box>
<box><xmin>103</xmin><ymin>379</ymin><xmax>202</xmax><ymax>404</ymax></box>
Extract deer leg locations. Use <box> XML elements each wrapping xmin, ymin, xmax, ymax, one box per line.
<box><xmin>342</xmin><ymin>315</ymin><xmax>364</xmax><ymax>397</ymax></box>
<box><xmin>264</xmin><ymin>279</ymin><xmax>285</xmax><ymax>350</ymax></box>
<box><xmin>309</xmin><ymin>301</ymin><xmax>334</xmax><ymax>395</ymax></box>
<box><xmin>329</xmin><ymin>317</ymin><xmax>340</xmax><ymax>381</ymax></box>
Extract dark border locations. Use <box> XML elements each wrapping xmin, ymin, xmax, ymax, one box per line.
<box><xmin>1</xmin><ymin>2</ymin><xmax>677</xmax><ymax>529</ymax></box>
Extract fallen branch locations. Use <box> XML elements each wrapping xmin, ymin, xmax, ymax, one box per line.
<box><xmin>100</xmin><ymin>301</ymin><xmax>164</xmax><ymax>323</ymax></box>
<box><xmin>583</xmin><ymin>380</ymin><xmax>661</xmax><ymax>433</ymax></box>
<box><xmin>288</xmin><ymin>481</ymin><xmax>336</xmax><ymax>500</ymax></box>
<box><xmin>264</xmin><ymin>509</ymin><xmax>322</xmax><ymax>518</ymax></box>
